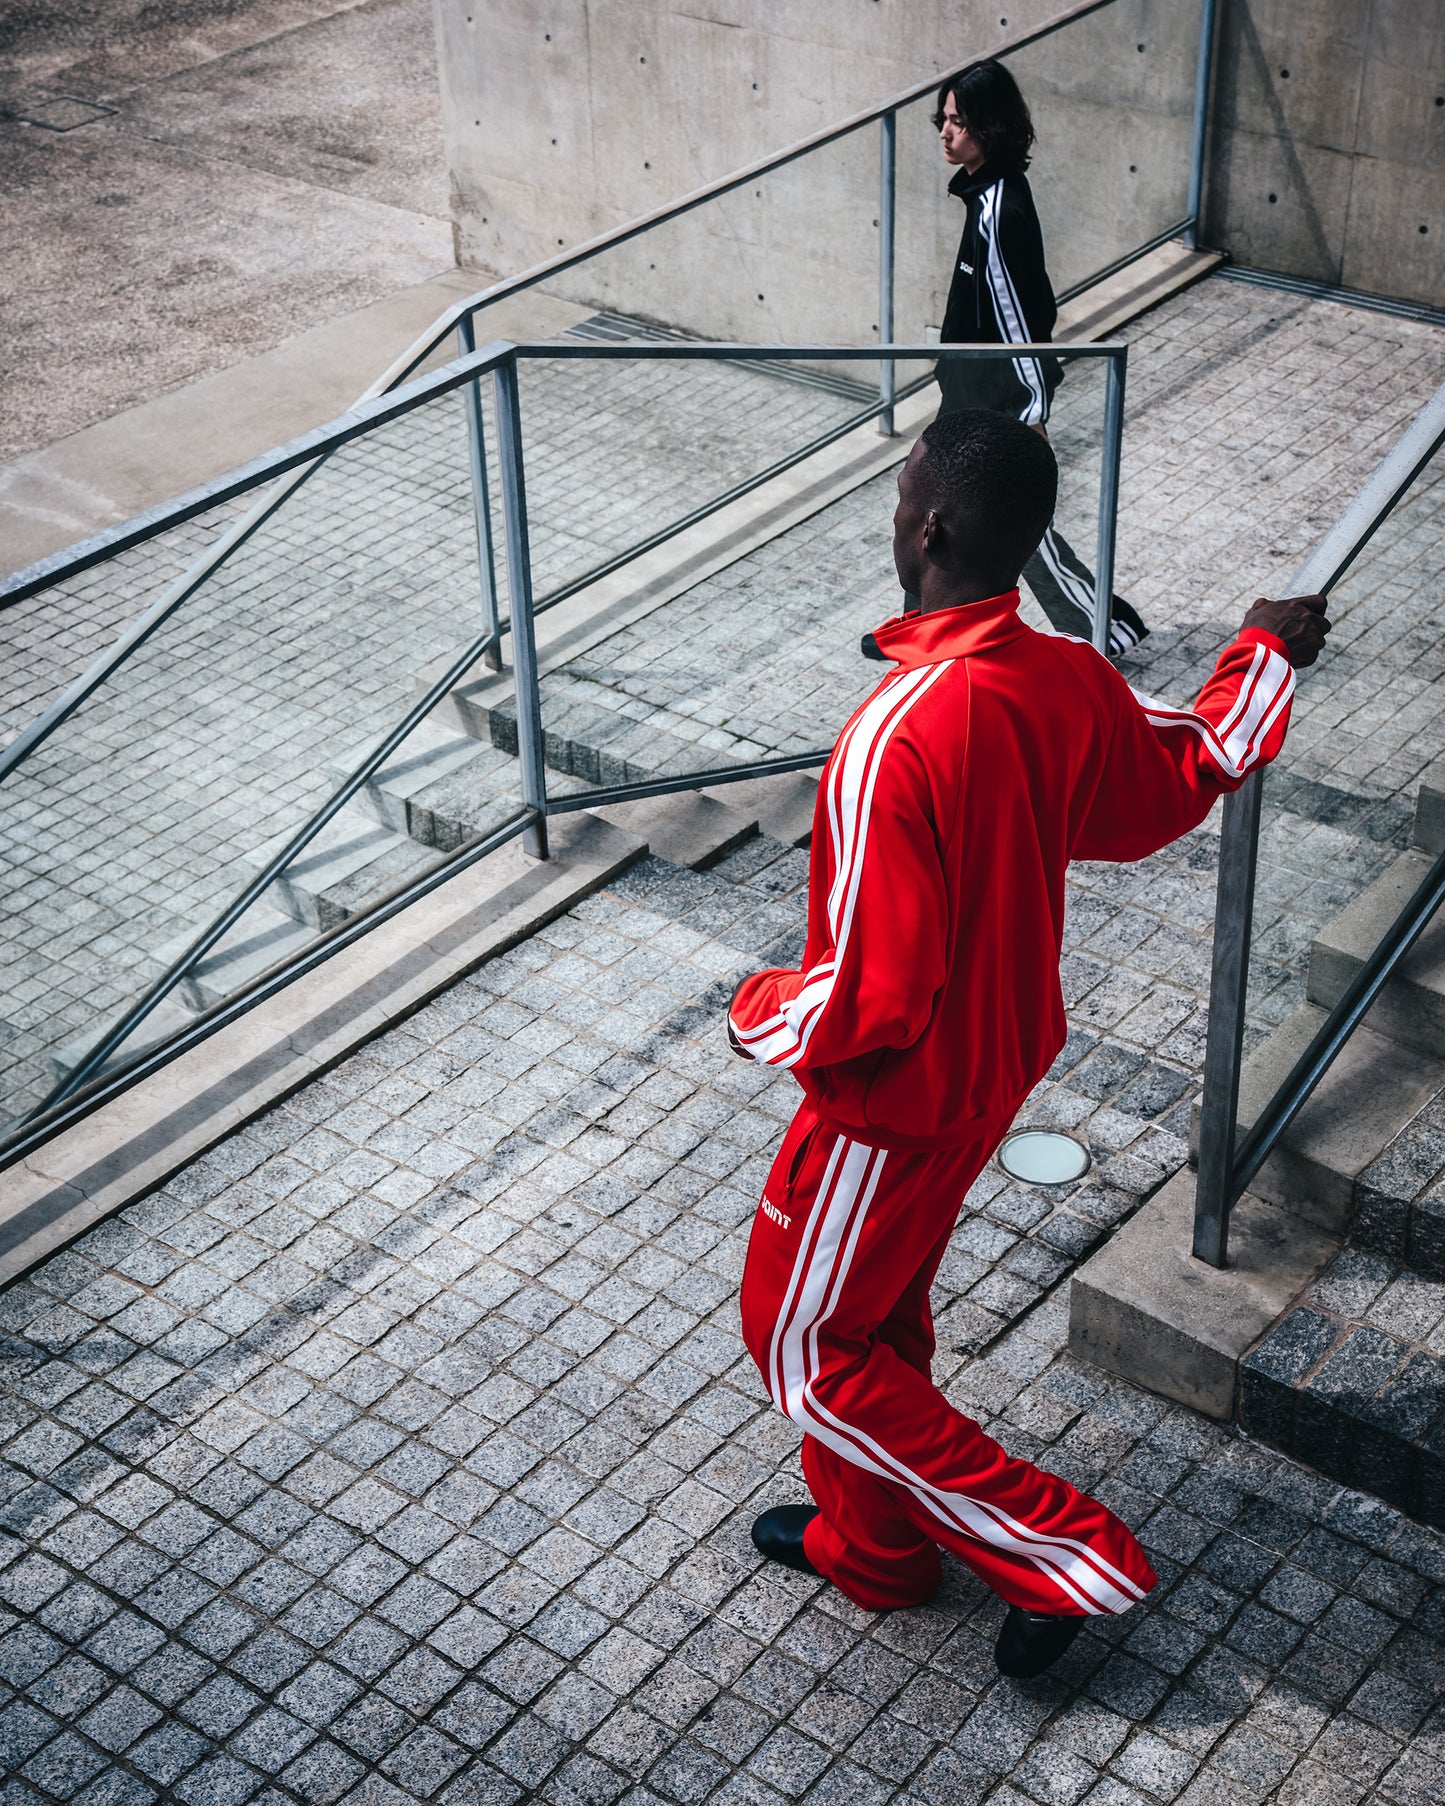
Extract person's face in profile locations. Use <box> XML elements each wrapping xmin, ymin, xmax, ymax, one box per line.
<box><xmin>936</xmin><ymin>94</ymin><xmax>985</xmax><ymax>173</ymax></box>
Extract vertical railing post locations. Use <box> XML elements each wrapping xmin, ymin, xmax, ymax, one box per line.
<box><xmin>1091</xmin><ymin>350</ymin><xmax>1126</xmax><ymax>656</ymax></box>
<box><xmin>1184</xmin><ymin>0</ymin><xmax>1219</xmax><ymax>251</ymax></box>
<box><xmin>878</xmin><ymin>109</ymin><xmax>897</xmax><ymax>437</ymax></box>
<box><xmin>1194</xmin><ymin>770</ymin><xmax>1264</xmax><ymax>1265</ymax></box>
<box><xmin>492</xmin><ymin>354</ymin><xmax>549</xmax><ymax>860</ymax></box>
<box><xmin>458</xmin><ymin>312</ymin><xmax>504</xmax><ymax>673</ymax></box>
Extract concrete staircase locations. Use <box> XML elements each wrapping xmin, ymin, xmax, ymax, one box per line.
<box><xmin>1219</xmin><ymin>763</ymin><xmax>1445</xmax><ymax>1261</ymax></box>
<box><xmin>1073</xmin><ymin>762</ymin><xmax>1445</xmax><ymax>1528</ymax></box>
<box><xmin>54</xmin><ymin>700</ymin><xmax>815</xmax><ymax>1089</ymax></box>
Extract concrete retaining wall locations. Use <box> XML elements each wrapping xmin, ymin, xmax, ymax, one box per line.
<box><xmin>432</xmin><ymin>0</ymin><xmax>1204</xmax><ymax>346</ymax></box>
<box><xmin>1204</xmin><ymin>0</ymin><xmax>1444</xmax><ymax>306</ymax></box>
<box><xmin>433</xmin><ymin>0</ymin><xmax>1443</xmax><ymax>330</ymax></box>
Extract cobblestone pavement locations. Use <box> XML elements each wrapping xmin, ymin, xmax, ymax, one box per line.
<box><xmin>2</xmin><ymin>842</ymin><xmax>1443</xmax><ymax>1806</ymax></box>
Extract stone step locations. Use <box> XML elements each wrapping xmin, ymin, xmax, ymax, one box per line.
<box><xmin>327</xmin><ymin>715</ymin><xmax>787</xmax><ymax>900</ymax></box>
<box><xmin>592</xmin><ymin>792</ymin><xmax>758</xmax><ymax>871</ymax></box>
<box><xmin>154</xmin><ymin>898</ymin><xmax>318</xmax><ymax>1013</ymax></box>
<box><xmin>241</xmin><ymin>803</ymin><xmax>437</xmax><ymax>931</ymax></box>
<box><xmin>1068</xmin><ymin>1167</ymin><xmax>1340</xmax><ymax>1423</ymax></box>
<box><xmin>485</xmin><ymin>687</ymin><xmax>738</xmax><ymax>790</ymax></box>
<box><xmin>1307</xmin><ymin>848</ymin><xmax>1445</xmax><ymax>1058</ymax></box>
<box><xmin>52</xmin><ymin>994</ymin><xmax>200</xmax><ymax>1087</ymax></box>
<box><xmin>333</xmin><ymin>715</ymin><xmax>509</xmax><ymax>841</ymax></box>
<box><xmin>1238</xmin><ymin>1259</ymin><xmax>1445</xmax><ymax>1529</ymax></box>
<box><xmin>327</xmin><ymin>716</ymin><xmax>540</xmax><ymax>851</ymax></box>
<box><xmin>1412</xmin><ymin>757</ymin><xmax>1445</xmax><ymax>855</ymax></box>
<box><xmin>702</xmin><ymin>769</ymin><xmax>818</xmax><ymax>849</ymax></box>
<box><xmin>1191</xmin><ymin>1004</ymin><xmax>1445</xmax><ymax>1237</ymax></box>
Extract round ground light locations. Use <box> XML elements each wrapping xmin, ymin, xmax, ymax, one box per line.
<box><xmin>996</xmin><ymin>1129</ymin><xmax>1090</xmax><ymax>1185</ymax></box>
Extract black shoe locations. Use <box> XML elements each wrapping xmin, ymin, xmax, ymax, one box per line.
<box><xmin>1106</xmin><ymin>597</ymin><xmax>1149</xmax><ymax>658</ymax></box>
<box><xmin>751</xmin><ymin>1504</ymin><xmax>819</xmax><ymax>1575</ymax></box>
<box><xmin>994</xmin><ymin>1605</ymin><xmax>1084</xmax><ymax>1678</ymax></box>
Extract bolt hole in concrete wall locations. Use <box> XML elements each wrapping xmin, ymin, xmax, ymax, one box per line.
<box><xmin>434</xmin><ymin>0</ymin><xmax>1204</xmax><ymax>376</ymax></box>
<box><xmin>1203</xmin><ymin>0</ymin><xmax>1444</xmax><ymax>306</ymax></box>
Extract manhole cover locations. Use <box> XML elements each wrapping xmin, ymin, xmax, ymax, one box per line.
<box><xmin>997</xmin><ymin>1129</ymin><xmax>1090</xmax><ymax>1185</ymax></box>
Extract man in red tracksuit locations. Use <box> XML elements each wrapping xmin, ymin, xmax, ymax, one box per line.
<box><xmin>727</xmin><ymin>408</ymin><xmax>1328</xmax><ymax>1678</ymax></box>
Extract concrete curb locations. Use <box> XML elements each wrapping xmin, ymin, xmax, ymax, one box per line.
<box><xmin>1068</xmin><ymin>1169</ymin><xmax>1341</xmax><ymax>1421</ymax></box>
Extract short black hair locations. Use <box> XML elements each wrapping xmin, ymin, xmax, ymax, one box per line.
<box><xmin>914</xmin><ymin>409</ymin><xmax>1057</xmax><ymax>580</ymax></box>
<box><xmin>932</xmin><ymin>60</ymin><xmax>1035</xmax><ymax>170</ymax></box>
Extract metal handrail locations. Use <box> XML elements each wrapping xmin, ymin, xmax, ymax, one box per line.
<box><xmin>38</xmin><ymin>598</ymin><xmax>527</xmax><ymax>1114</ymax></box>
<box><xmin>529</xmin><ymin>370</ymin><xmax>937</xmax><ymax>621</ymax></box>
<box><xmin>0</xmin><ymin>339</ymin><xmax>1115</xmax><ymax>791</ymax></box>
<box><xmin>0</xmin><ymin>337</ymin><xmax>504</xmax><ymax>609</ymax></box>
<box><xmin>1183</xmin><ymin>0</ymin><xmax>1219</xmax><ymax>250</ymax></box>
<box><xmin>0</xmin><ymin>0</ymin><xmax>1213</xmax><ymax>1159</ymax></box>
<box><xmin>0</xmin><ymin>807</ymin><xmax>540</xmax><ymax>1174</ymax></box>
<box><xmin>1193</xmin><ymin>378</ymin><xmax>1445</xmax><ymax>1265</ymax></box>
<box><xmin>0</xmin><ymin>0</ymin><xmax>1212</xmax><ymax>916</ymax></box>
<box><xmin>13</xmin><ymin>338</ymin><xmax>1127</xmax><ymax>1137</ymax></box>
<box><xmin>0</xmin><ymin>339</ymin><xmax>515</xmax><ymax>786</ymax></box>
<box><xmin>1055</xmin><ymin>216</ymin><xmax>1195</xmax><ymax>307</ymax></box>
<box><xmin>545</xmin><ymin>750</ymin><xmax>838</xmax><ymax>816</ymax></box>
<box><xmin>1231</xmin><ymin>847</ymin><xmax>1445</xmax><ymax>1199</ymax></box>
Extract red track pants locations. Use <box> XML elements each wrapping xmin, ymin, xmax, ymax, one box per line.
<box><xmin>740</xmin><ymin>1102</ymin><xmax>1158</xmax><ymax>1615</ymax></box>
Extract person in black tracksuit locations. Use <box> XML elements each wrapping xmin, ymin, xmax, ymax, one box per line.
<box><xmin>932</xmin><ymin>62</ymin><xmax>1148</xmax><ymax>656</ymax></box>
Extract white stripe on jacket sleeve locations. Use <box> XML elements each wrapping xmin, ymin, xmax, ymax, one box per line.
<box><xmin>1141</xmin><ymin>643</ymin><xmax>1294</xmax><ymax>781</ymax></box>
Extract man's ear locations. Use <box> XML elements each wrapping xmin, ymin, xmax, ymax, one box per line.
<box><xmin>920</xmin><ymin>508</ymin><xmax>942</xmax><ymax>554</ymax></box>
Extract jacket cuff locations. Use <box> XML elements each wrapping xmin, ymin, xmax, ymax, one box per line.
<box><xmin>1237</xmin><ymin>626</ymin><xmax>1290</xmax><ymax>659</ymax></box>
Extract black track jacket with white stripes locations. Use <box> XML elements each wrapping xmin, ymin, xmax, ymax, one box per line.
<box><xmin>938</xmin><ymin>160</ymin><xmax>1059</xmax><ymax>426</ymax></box>
<box><xmin>729</xmin><ymin>595</ymin><xmax>1296</xmax><ymax>1151</ymax></box>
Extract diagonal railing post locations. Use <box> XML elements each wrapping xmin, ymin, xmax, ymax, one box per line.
<box><xmin>1194</xmin><ymin>770</ymin><xmax>1263</xmax><ymax>1266</ymax></box>
<box><xmin>457</xmin><ymin>312</ymin><xmax>504</xmax><ymax>672</ymax></box>
<box><xmin>878</xmin><ymin>109</ymin><xmax>897</xmax><ymax>437</ymax></box>
<box><xmin>1091</xmin><ymin>349</ymin><xmax>1126</xmax><ymax>656</ymax></box>
<box><xmin>1184</xmin><ymin>0</ymin><xmax>1219</xmax><ymax>250</ymax></box>
<box><xmin>492</xmin><ymin>354</ymin><xmax>549</xmax><ymax>860</ymax></box>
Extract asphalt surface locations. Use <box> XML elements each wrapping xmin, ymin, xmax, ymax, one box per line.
<box><xmin>0</xmin><ymin>0</ymin><xmax>451</xmax><ymax>461</ymax></box>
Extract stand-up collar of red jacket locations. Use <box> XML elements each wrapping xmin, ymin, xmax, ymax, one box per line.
<box><xmin>870</xmin><ymin>590</ymin><xmax>1030</xmax><ymax>670</ymax></box>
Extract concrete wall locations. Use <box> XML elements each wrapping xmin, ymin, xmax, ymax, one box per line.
<box><xmin>1203</xmin><ymin>0</ymin><xmax>1444</xmax><ymax>305</ymax></box>
<box><xmin>432</xmin><ymin>0</ymin><xmax>1205</xmax><ymax>344</ymax></box>
<box><xmin>433</xmin><ymin>0</ymin><xmax>1444</xmax><ymax>333</ymax></box>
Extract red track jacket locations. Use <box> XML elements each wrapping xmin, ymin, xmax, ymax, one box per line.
<box><xmin>729</xmin><ymin>591</ymin><xmax>1295</xmax><ymax>1150</ymax></box>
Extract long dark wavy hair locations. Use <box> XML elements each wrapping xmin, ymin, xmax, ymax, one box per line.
<box><xmin>932</xmin><ymin>60</ymin><xmax>1035</xmax><ymax>171</ymax></box>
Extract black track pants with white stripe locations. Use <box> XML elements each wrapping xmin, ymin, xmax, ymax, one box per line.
<box><xmin>1025</xmin><ymin>525</ymin><xmax>1149</xmax><ymax>658</ymax></box>
<box><xmin>741</xmin><ymin>1101</ymin><xmax>1158</xmax><ymax>1615</ymax></box>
